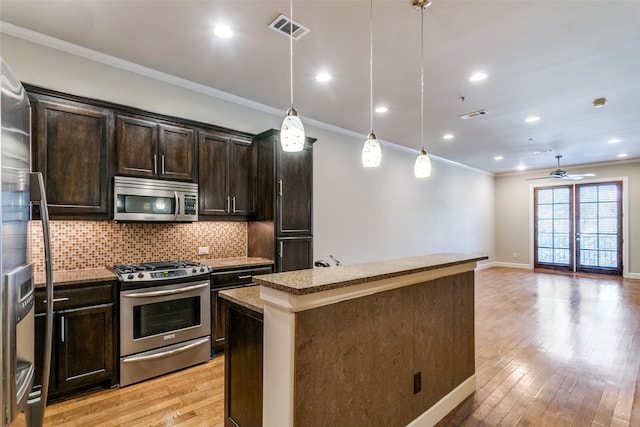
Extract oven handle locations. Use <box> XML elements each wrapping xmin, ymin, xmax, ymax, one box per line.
<box><xmin>123</xmin><ymin>282</ymin><xmax>209</xmax><ymax>298</ymax></box>
<box><xmin>121</xmin><ymin>337</ymin><xmax>210</xmax><ymax>363</ymax></box>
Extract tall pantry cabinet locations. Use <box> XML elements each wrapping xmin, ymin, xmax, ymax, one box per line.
<box><xmin>248</xmin><ymin>129</ymin><xmax>316</xmax><ymax>272</ymax></box>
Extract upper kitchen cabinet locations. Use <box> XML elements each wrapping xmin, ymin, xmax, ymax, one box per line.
<box><xmin>248</xmin><ymin>129</ymin><xmax>315</xmax><ymax>272</ymax></box>
<box><xmin>116</xmin><ymin>113</ymin><xmax>195</xmax><ymax>181</ymax></box>
<box><xmin>27</xmin><ymin>86</ymin><xmax>113</xmax><ymax>219</ymax></box>
<box><xmin>198</xmin><ymin>130</ymin><xmax>256</xmax><ymax>219</ymax></box>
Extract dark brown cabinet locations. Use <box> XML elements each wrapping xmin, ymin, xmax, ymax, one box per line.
<box><xmin>224</xmin><ymin>301</ymin><xmax>263</xmax><ymax>427</ymax></box>
<box><xmin>210</xmin><ymin>265</ymin><xmax>272</xmax><ymax>351</ymax></box>
<box><xmin>28</xmin><ymin>87</ymin><xmax>113</xmax><ymax>219</ymax></box>
<box><xmin>34</xmin><ymin>283</ymin><xmax>116</xmax><ymax>400</ymax></box>
<box><xmin>248</xmin><ymin>129</ymin><xmax>315</xmax><ymax>272</ymax></box>
<box><xmin>199</xmin><ymin>130</ymin><xmax>256</xmax><ymax>218</ymax></box>
<box><xmin>116</xmin><ymin>113</ymin><xmax>195</xmax><ymax>181</ymax></box>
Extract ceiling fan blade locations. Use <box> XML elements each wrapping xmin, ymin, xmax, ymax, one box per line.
<box><xmin>568</xmin><ymin>173</ymin><xmax>596</xmax><ymax>177</ymax></box>
<box><xmin>526</xmin><ymin>176</ymin><xmax>556</xmax><ymax>181</ymax></box>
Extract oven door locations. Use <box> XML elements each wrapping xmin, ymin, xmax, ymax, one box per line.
<box><xmin>120</xmin><ymin>280</ymin><xmax>210</xmax><ymax>357</ymax></box>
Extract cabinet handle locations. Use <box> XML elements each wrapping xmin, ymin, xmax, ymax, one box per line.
<box><xmin>279</xmin><ymin>241</ymin><xmax>283</xmax><ymax>258</ymax></box>
<box><xmin>161</xmin><ymin>155</ymin><xmax>165</xmax><ymax>175</ymax></box>
<box><xmin>153</xmin><ymin>154</ymin><xmax>158</xmax><ymax>174</ymax></box>
<box><xmin>42</xmin><ymin>297</ymin><xmax>70</xmax><ymax>304</ymax></box>
<box><xmin>60</xmin><ymin>315</ymin><xmax>65</xmax><ymax>343</ymax></box>
<box><xmin>238</xmin><ymin>275</ymin><xmax>252</xmax><ymax>280</ymax></box>
<box><xmin>278</xmin><ymin>180</ymin><xmax>283</xmax><ymax>197</ymax></box>
<box><xmin>227</xmin><ymin>196</ymin><xmax>231</xmax><ymax>213</ymax></box>
<box><xmin>232</xmin><ymin>196</ymin><xmax>236</xmax><ymax>213</ymax></box>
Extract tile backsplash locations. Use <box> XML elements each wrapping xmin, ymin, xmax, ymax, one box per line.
<box><xmin>30</xmin><ymin>220</ymin><xmax>247</xmax><ymax>272</ymax></box>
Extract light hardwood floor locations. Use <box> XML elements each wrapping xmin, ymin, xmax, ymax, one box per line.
<box><xmin>43</xmin><ymin>268</ymin><xmax>640</xmax><ymax>426</ymax></box>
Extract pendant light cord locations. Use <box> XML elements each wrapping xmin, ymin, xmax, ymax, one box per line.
<box><xmin>289</xmin><ymin>0</ymin><xmax>294</xmax><ymax>108</ymax></box>
<box><xmin>369</xmin><ymin>0</ymin><xmax>374</xmax><ymax>133</ymax></box>
<box><xmin>420</xmin><ymin>6</ymin><xmax>424</xmax><ymax>151</ymax></box>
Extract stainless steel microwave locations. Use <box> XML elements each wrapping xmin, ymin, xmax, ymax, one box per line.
<box><xmin>113</xmin><ymin>176</ymin><xmax>198</xmax><ymax>222</ymax></box>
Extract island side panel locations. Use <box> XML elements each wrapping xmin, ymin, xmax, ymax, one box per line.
<box><xmin>292</xmin><ymin>271</ymin><xmax>476</xmax><ymax>426</ymax></box>
<box><xmin>293</xmin><ymin>284</ymin><xmax>416</xmax><ymax>426</ymax></box>
<box><xmin>412</xmin><ymin>271</ymin><xmax>475</xmax><ymax>417</ymax></box>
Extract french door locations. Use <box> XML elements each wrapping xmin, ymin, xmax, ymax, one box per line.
<box><xmin>534</xmin><ymin>181</ymin><xmax>622</xmax><ymax>276</ymax></box>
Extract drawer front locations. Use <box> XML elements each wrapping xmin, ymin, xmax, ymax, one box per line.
<box><xmin>210</xmin><ymin>266</ymin><xmax>272</xmax><ymax>289</ymax></box>
<box><xmin>35</xmin><ymin>283</ymin><xmax>114</xmax><ymax>313</ymax></box>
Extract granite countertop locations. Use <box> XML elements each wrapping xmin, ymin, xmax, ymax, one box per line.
<box><xmin>253</xmin><ymin>253</ymin><xmax>488</xmax><ymax>296</ymax></box>
<box><xmin>219</xmin><ymin>285</ymin><xmax>263</xmax><ymax>314</ymax></box>
<box><xmin>200</xmin><ymin>257</ymin><xmax>273</xmax><ymax>270</ymax></box>
<box><xmin>33</xmin><ymin>257</ymin><xmax>274</xmax><ymax>289</ymax></box>
<box><xmin>33</xmin><ymin>267</ymin><xmax>117</xmax><ymax>289</ymax></box>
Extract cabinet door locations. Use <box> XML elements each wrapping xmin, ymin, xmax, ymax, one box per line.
<box><xmin>276</xmin><ymin>141</ymin><xmax>313</xmax><ymax>235</ymax></box>
<box><xmin>211</xmin><ymin>290</ymin><xmax>227</xmax><ymax>350</ymax></box>
<box><xmin>116</xmin><ymin>115</ymin><xmax>158</xmax><ymax>178</ymax></box>
<box><xmin>277</xmin><ymin>236</ymin><xmax>313</xmax><ymax>272</ymax></box>
<box><xmin>199</xmin><ymin>131</ymin><xmax>229</xmax><ymax>216</ymax></box>
<box><xmin>32</xmin><ymin>97</ymin><xmax>111</xmax><ymax>217</ymax></box>
<box><xmin>228</xmin><ymin>137</ymin><xmax>256</xmax><ymax>216</ymax></box>
<box><xmin>159</xmin><ymin>123</ymin><xmax>195</xmax><ymax>181</ymax></box>
<box><xmin>56</xmin><ymin>304</ymin><xmax>114</xmax><ymax>393</ymax></box>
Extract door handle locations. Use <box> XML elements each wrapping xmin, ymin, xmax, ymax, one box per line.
<box><xmin>153</xmin><ymin>154</ymin><xmax>158</xmax><ymax>175</ymax></box>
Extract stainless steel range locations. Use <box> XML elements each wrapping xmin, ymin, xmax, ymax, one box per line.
<box><xmin>112</xmin><ymin>261</ymin><xmax>211</xmax><ymax>387</ymax></box>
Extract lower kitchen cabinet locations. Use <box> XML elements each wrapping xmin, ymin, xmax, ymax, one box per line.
<box><xmin>34</xmin><ymin>282</ymin><xmax>116</xmax><ymax>400</ymax></box>
<box><xmin>210</xmin><ymin>266</ymin><xmax>272</xmax><ymax>351</ymax></box>
<box><xmin>224</xmin><ymin>301</ymin><xmax>263</xmax><ymax>427</ymax></box>
<box><xmin>277</xmin><ymin>236</ymin><xmax>313</xmax><ymax>273</ymax></box>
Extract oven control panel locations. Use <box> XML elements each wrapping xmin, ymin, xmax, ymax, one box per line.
<box><xmin>150</xmin><ymin>270</ymin><xmax>187</xmax><ymax>279</ymax></box>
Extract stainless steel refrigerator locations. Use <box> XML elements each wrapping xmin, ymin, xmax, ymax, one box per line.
<box><xmin>1</xmin><ymin>58</ymin><xmax>53</xmax><ymax>427</ymax></box>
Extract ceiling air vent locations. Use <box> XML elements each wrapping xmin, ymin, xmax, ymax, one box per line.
<box><xmin>458</xmin><ymin>109</ymin><xmax>489</xmax><ymax>120</ymax></box>
<box><xmin>268</xmin><ymin>14</ymin><xmax>310</xmax><ymax>41</ymax></box>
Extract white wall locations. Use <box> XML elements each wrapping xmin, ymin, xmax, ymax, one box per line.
<box><xmin>495</xmin><ymin>160</ymin><xmax>640</xmax><ymax>278</ymax></box>
<box><xmin>0</xmin><ymin>31</ymin><xmax>495</xmax><ymax>266</ymax></box>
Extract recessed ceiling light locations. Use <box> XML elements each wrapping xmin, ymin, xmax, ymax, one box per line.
<box><xmin>516</xmin><ymin>164</ymin><xmax>527</xmax><ymax>171</ymax></box>
<box><xmin>617</xmin><ymin>153</ymin><xmax>628</xmax><ymax>158</ymax></box>
<box><xmin>375</xmin><ymin>106</ymin><xmax>388</xmax><ymax>113</ymax></box>
<box><xmin>213</xmin><ymin>25</ymin><xmax>233</xmax><ymax>39</ymax></box>
<box><xmin>316</xmin><ymin>72</ymin><xmax>332</xmax><ymax>82</ymax></box>
<box><xmin>494</xmin><ymin>155</ymin><xmax>503</xmax><ymax>161</ymax></box>
<box><xmin>469</xmin><ymin>72</ymin><xmax>487</xmax><ymax>82</ymax></box>
<box><xmin>442</xmin><ymin>133</ymin><xmax>454</xmax><ymax>140</ymax></box>
<box><xmin>608</xmin><ymin>138</ymin><xmax>621</xmax><ymax>144</ymax></box>
<box><xmin>525</xmin><ymin>116</ymin><xmax>540</xmax><ymax>123</ymax></box>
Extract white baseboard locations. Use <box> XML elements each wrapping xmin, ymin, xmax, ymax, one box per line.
<box><xmin>406</xmin><ymin>375</ymin><xmax>476</xmax><ymax>427</ymax></box>
<box><xmin>477</xmin><ymin>261</ymin><xmax>532</xmax><ymax>270</ymax></box>
<box><xmin>626</xmin><ymin>272</ymin><xmax>640</xmax><ymax>280</ymax></box>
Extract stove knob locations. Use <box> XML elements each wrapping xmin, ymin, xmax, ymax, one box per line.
<box><xmin>192</xmin><ymin>268</ymin><xmax>197</xmax><ymax>273</ymax></box>
<box><xmin>200</xmin><ymin>267</ymin><xmax>205</xmax><ymax>272</ymax></box>
<box><xmin>127</xmin><ymin>274</ymin><xmax>134</xmax><ymax>280</ymax></box>
<box><xmin>138</xmin><ymin>273</ymin><xmax>144</xmax><ymax>278</ymax></box>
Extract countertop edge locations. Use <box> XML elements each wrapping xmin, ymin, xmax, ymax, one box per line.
<box><xmin>219</xmin><ymin>286</ymin><xmax>264</xmax><ymax>314</ymax></box>
<box><xmin>253</xmin><ymin>254</ymin><xmax>488</xmax><ymax>296</ymax></box>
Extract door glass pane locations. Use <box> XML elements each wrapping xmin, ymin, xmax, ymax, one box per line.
<box><xmin>535</xmin><ymin>186</ymin><xmax>571</xmax><ymax>267</ymax></box>
<box><xmin>577</xmin><ymin>183</ymin><xmax>620</xmax><ymax>271</ymax></box>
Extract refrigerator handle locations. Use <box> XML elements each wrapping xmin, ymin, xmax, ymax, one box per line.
<box><xmin>26</xmin><ymin>172</ymin><xmax>54</xmax><ymax>427</ymax></box>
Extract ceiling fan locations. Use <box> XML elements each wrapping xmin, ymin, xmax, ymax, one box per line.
<box><xmin>527</xmin><ymin>155</ymin><xmax>596</xmax><ymax>181</ymax></box>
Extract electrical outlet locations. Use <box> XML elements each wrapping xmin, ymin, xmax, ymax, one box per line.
<box><xmin>513</xmin><ymin>252</ymin><xmax>518</xmax><ymax>259</ymax></box>
<box><xmin>413</xmin><ymin>372</ymin><xmax>421</xmax><ymax>394</ymax></box>
<box><xmin>198</xmin><ymin>246</ymin><xmax>209</xmax><ymax>255</ymax></box>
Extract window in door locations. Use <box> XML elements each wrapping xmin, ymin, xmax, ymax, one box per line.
<box><xmin>534</xmin><ymin>181</ymin><xmax>623</xmax><ymax>276</ymax></box>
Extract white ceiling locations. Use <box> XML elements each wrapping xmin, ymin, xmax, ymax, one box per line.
<box><xmin>1</xmin><ymin>0</ymin><xmax>639</xmax><ymax>174</ymax></box>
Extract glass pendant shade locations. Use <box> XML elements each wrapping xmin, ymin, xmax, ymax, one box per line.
<box><xmin>414</xmin><ymin>148</ymin><xmax>432</xmax><ymax>178</ymax></box>
<box><xmin>362</xmin><ymin>132</ymin><xmax>382</xmax><ymax>167</ymax></box>
<box><xmin>280</xmin><ymin>107</ymin><xmax>305</xmax><ymax>152</ymax></box>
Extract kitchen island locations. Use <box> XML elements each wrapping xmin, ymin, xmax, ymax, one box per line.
<box><xmin>222</xmin><ymin>253</ymin><xmax>486</xmax><ymax>427</ymax></box>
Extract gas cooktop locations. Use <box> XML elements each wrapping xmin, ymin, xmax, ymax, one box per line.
<box><xmin>112</xmin><ymin>260</ymin><xmax>210</xmax><ymax>283</ymax></box>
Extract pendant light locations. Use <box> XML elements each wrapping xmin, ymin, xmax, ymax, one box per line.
<box><xmin>361</xmin><ymin>0</ymin><xmax>382</xmax><ymax>167</ymax></box>
<box><xmin>280</xmin><ymin>0</ymin><xmax>305</xmax><ymax>152</ymax></box>
<box><xmin>414</xmin><ymin>0</ymin><xmax>432</xmax><ymax>178</ymax></box>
